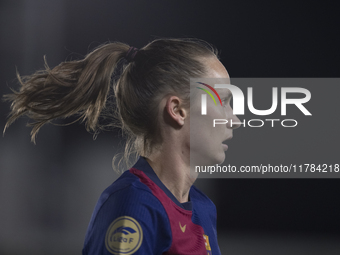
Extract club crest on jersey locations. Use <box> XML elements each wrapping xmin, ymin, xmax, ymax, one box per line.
<box><xmin>203</xmin><ymin>234</ymin><xmax>212</xmax><ymax>255</ymax></box>
<box><xmin>105</xmin><ymin>216</ymin><xmax>143</xmax><ymax>255</ymax></box>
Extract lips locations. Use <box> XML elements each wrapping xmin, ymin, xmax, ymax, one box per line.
<box><xmin>222</xmin><ymin>136</ymin><xmax>232</xmax><ymax>151</ymax></box>
<box><xmin>222</xmin><ymin>144</ymin><xmax>229</xmax><ymax>150</ymax></box>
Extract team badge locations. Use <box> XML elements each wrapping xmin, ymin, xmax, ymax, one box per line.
<box><xmin>203</xmin><ymin>234</ymin><xmax>212</xmax><ymax>255</ymax></box>
<box><xmin>105</xmin><ymin>216</ymin><xmax>143</xmax><ymax>254</ymax></box>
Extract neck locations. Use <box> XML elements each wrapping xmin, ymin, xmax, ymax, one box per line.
<box><xmin>146</xmin><ymin>146</ymin><xmax>195</xmax><ymax>203</ymax></box>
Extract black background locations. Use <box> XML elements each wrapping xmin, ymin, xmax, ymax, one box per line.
<box><xmin>1</xmin><ymin>0</ymin><xmax>339</xmax><ymax>254</ymax></box>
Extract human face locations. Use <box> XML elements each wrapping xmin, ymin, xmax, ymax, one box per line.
<box><xmin>190</xmin><ymin>57</ymin><xmax>240</xmax><ymax>167</ymax></box>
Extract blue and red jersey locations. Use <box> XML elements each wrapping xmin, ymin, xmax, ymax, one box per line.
<box><xmin>83</xmin><ymin>157</ymin><xmax>221</xmax><ymax>255</ymax></box>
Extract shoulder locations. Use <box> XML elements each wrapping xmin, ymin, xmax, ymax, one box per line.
<box><xmin>83</xmin><ymin>170</ymin><xmax>172</xmax><ymax>255</ymax></box>
<box><xmin>90</xmin><ymin>170</ymin><xmax>169</xmax><ymax>227</ymax></box>
<box><xmin>101</xmin><ymin>170</ymin><xmax>154</xmax><ymax>203</ymax></box>
<box><xmin>104</xmin><ymin>169</ymin><xmax>152</xmax><ymax>198</ymax></box>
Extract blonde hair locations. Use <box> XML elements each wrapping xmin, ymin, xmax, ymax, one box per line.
<box><xmin>4</xmin><ymin>38</ymin><xmax>217</xmax><ymax>172</ymax></box>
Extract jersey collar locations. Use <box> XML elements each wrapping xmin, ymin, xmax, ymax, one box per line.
<box><xmin>132</xmin><ymin>156</ymin><xmax>193</xmax><ymax>211</ymax></box>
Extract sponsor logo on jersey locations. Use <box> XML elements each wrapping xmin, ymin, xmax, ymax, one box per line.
<box><xmin>179</xmin><ymin>222</ymin><xmax>186</xmax><ymax>233</ymax></box>
<box><xmin>203</xmin><ymin>234</ymin><xmax>212</xmax><ymax>255</ymax></box>
<box><xmin>105</xmin><ymin>216</ymin><xmax>143</xmax><ymax>255</ymax></box>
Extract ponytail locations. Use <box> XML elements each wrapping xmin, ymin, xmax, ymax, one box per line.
<box><xmin>3</xmin><ymin>42</ymin><xmax>129</xmax><ymax>142</ymax></box>
<box><xmin>4</xmin><ymin>38</ymin><xmax>216</xmax><ymax>171</ymax></box>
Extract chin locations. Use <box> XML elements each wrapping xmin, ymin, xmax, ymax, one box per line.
<box><xmin>216</xmin><ymin>152</ymin><xmax>226</xmax><ymax>165</ymax></box>
<box><xmin>206</xmin><ymin>151</ymin><xmax>226</xmax><ymax>166</ymax></box>
<box><xmin>191</xmin><ymin>148</ymin><xmax>226</xmax><ymax>166</ymax></box>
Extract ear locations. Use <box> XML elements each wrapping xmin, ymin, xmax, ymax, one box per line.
<box><xmin>165</xmin><ymin>96</ymin><xmax>188</xmax><ymax>126</ymax></box>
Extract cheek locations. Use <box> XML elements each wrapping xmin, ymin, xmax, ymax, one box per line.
<box><xmin>224</xmin><ymin>105</ymin><xmax>234</xmax><ymax>118</ymax></box>
<box><xmin>189</xmin><ymin>99</ymin><xmax>226</xmax><ymax>141</ymax></box>
<box><xmin>210</xmin><ymin>107</ymin><xmax>228</xmax><ymax>129</ymax></box>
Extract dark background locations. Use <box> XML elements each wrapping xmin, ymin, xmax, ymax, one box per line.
<box><xmin>1</xmin><ymin>0</ymin><xmax>339</xmax><ymax>254</ymax></box>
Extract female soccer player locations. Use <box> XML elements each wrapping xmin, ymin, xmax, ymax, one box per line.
<box><xmin>4</xmin><ymin>38</ymin><xmax>239</xmax><ymax>254</ymax></box>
